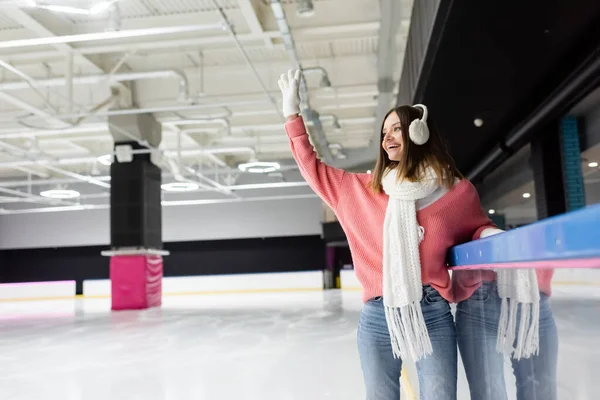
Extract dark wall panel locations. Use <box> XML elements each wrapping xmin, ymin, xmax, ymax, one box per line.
<box><xmin>0</xmin><ymin>235</ymin><xmax>326</xmax><ymax>286</ymax></box>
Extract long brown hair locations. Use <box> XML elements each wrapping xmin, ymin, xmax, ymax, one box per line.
<box><xmin>370</xmin><ymin>105</ymin><xmax>462</xmax><ymax>193</ymax></box>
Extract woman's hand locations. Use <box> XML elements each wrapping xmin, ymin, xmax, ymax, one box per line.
<box><xmin>278</xmin><ymin>69</ymin><xmax>301</xmax><ymax>119</ymax></box>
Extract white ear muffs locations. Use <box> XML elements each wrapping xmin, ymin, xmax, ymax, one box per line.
<box><xmin>408</xmin><ymin>104</ymin><xmax>430</xmax><ymax>145</ymax></box>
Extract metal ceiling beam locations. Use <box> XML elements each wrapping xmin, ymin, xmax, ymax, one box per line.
<box><xmin>0</xmin><ymin>92</ymin><xmax>66</xmax><ymax>125</ymax></box>
<box><xmin>326</xmin><ymin>0</ymin><xmax>404</xmax><ymax>170</ymax></box>
<box><xmin>0</xmin><ymin>22</ymin><xmax>382</xmax><ymax>62</ymax></box>
<box><xmin>269</xmin><ymin>0</ymin><xmax>335</xmax><ymax>165</ymax></box>
<box><xmin>2</xmin><ymin>7</ymin><xmax>132</xmax><ymax>103</ymax></box>
<box><xmin>3</xmin><ymin>8</ymin><xmax>105</xmax><ymax>74</ymax></box>
<box><xmin>237</xmin><ymin>0</ymin><xmax>274</xmax><ymax>49</ymax></box>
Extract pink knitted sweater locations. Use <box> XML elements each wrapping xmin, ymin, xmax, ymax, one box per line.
<box><xmin>285</xmin><ymin>116</ymin><xmax>553</xmax><ymax>303</ymax></box>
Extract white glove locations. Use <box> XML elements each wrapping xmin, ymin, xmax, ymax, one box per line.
<box><xmin>278</xmin><ymin>69</ymin><xmax>301</xmax><ymax>118</ymax></box>
<box><xmin>480</xmin><ymin>227</ymin><xmax>504</xmax><ymax>238</ymax></box>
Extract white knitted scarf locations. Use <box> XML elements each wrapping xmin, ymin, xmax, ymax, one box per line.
<box><xmin>381</xmin><ymin>167</ymin><xmax>541</xmax><ymax>362</ymax></box>
<box><xmin>381</xmin><ymin>167</ymin><xmax>439</xmax><ymax>361</ymax></box>
<box><xmin>495</xmin><ymin>268</ymin><xmax>540</xmax><ymax>360</ymax></box>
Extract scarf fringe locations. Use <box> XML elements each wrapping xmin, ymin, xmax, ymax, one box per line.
<box><xmin>496</xmin><ymin>298</ymin><xmax>540</xmax><ymax>360</ymax></box>
<box><xmin>385</xmin><ymin>302</ymin><xmax>433</xmax><ymax>361</ymax></box>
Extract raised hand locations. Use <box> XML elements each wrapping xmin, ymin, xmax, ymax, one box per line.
<box><xmin>278</xmin><ymin>69</ymin><xmax>301</xmax><ymax>119</ymax></box>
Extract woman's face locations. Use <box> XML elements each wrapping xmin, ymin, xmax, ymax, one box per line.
<box><xmin>381</xmin><ymin>111</ymin><xmax>403</xmax><ymax>161</ymax></box>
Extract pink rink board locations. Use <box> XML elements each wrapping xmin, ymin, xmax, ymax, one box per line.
<box><xmin>449</xmin><ymin>257</ymin><xmax>600</xmax><ymax>270</ymax></box>
<box><xmin>110</xmin><ymin>255</ymin><xmax>163</xmax><ymax>310</ymax></box>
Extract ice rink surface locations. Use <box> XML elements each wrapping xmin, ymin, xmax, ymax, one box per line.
<box><xmin>0</xmin><ymin>286</ymin><xmax>598</xmax><ymax>400</ymax></box>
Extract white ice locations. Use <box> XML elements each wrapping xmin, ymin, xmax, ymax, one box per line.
<box><xmin>0</xmin><ymin>287</ymin><xmax>598</xmax><ymax>399</ymax></box>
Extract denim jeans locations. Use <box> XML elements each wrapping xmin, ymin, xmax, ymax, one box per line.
<box><xmin>357</xmin><ymin>285</ymin><xmax>457</xmax><ymax>400</ymax></box>
<box><xmin>456</xmin><ymin>281</ymin><xmax>559</xmax><ymax>400</ymax></box>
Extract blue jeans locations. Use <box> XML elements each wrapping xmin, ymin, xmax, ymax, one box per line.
<box><xmin>357</xmin><ymin>285</ymin><xmax>457</xmax><ymax>400</ymax></box>
<box><xmin>456</xmin><ymin>281</ymin><xmax>558</xmax><ymax>400</ymax></box>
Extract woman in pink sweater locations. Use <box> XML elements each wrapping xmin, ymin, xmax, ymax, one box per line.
<box><xmin>278</xmin><ymin>70</ymin><xmax>496</xmax><ymax>399</ymax></box>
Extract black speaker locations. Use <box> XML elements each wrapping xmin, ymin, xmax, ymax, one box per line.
<box><xmin>110</xmin><ymin>145</ymin><xmax>162</xmax><ymax>249</ymax></box>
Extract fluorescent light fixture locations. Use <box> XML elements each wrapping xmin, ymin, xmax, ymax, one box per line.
<box><xmin>161</xmin><ymin>182</ymin><xmax>199</xmax><ymax>192</ymax></box>
<box><xmin>89</xmin><ymin>1</ymin><xmax>116</xmax><ymax>15</ymax></box>
<box><xmin>0</xmin><ymin>24</ymin><xmax>223</xmax><ymax>50</ymax></box>
<box><xmin>36</xmin><ymin>1</ymin><xmax>123</xmax><ymax>16</ymax></box>
<box><xmin>19</xmin><ymin>0</ymin><xmax>37</xmax><ymax>7</ymax></box>
<box><xmin>226</xmin><ymin>182</ymin><xmax>309</xmax><ymax>190</ymax></box>
<box><xmin>238</xmin><ymin>161</ymin><xmax>280</xmax><ymax>174</ymax></box>
<box><xmin>39</xmin><ymin>5</ymin><xmax>90</xmax><ymax>14</ymax></box>
<box><xmin>522</xmin><ymin>192</ymin><xmax>531</xmax><ymax>199</ymax></box>
<box><xmin>247</xmin><ymin>166</ymin><xmax>278</xmax><ymax>173</ymax></box>
<box><xmin>40</xmin><ymin>189</ymin><xmax>80</xmax><ymax>199</ymax></box>
<box><xmin>488</xmin><ymin>209</ymin><xmax>496</xmax><ymax>215</ymax></box>
<box><xmin>589</xmin><ymin>161</ymin><xmax>599</xmax><ymax>168</ymax></box>
<box><xmin>97</xmin><ymin>154</ymin><xmax>113</xmax><ymax>166</ymax></box>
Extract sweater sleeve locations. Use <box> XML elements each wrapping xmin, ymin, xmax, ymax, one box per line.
<box><xmin>284</xmin><ymin>116</ymin><xmax>346</xmax><ymax>210</ymax></box>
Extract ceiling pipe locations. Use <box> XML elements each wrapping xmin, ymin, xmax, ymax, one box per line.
<box><xmin>0</xmin><ymin>185</ymin><xmax>77</xmax><ymax>207</ymax></box>
<box><xmin>17</xmin><ymin>100</ymin><xmax>270</xmax><ymax>122</ymax></box>
<box><xmin>208</xmin><ymin>0</ymin><xmax>283</xmax><ymax>121</ymax></box>
<box><xmin>0</xmin><ymin>59</ymin><xmax>63</xmax><ymax>114</ymax></box>
<box><xmin>326</xmin><ymin>0</ymin><xmax>401</xmax><ymax>171</ymax></box>
<box><xmin>467</xmin><ymin>48</ymin><xmax>600</xmax><ymax>182</ymax></box>
<box><xmin>0</xmin><ymin>69</ymin><xmax>190</xmax><ymax>102</ymax></box>
<box><xmin>0</xmin><ymin>115</ymin><xmax>374</xmax><ymax>142</ymax></box>
<box><xmin>0</xmin><ymin>139</ymin><xmax>110</xmax><ymax>189</ymax></box>
<box><xmin>0</xmin><ymin>146</ymin><xmax>260</xmax><ymax>170</ymax></box>
<box><xmin>0</xmin><ymin>92</ymin><xmax>70</xmax><ymax>128</ymax></box>
<box><xmin>302</xmin><ymin>67</ymin><xmax>332</xmax><ymax>88</ymax></box>
<box><xmin>0</xmin><ymin>24</ymin><xmax>224</xmax><ymax>50</ymax></box>
<box><xmin>269</xmin><ymin>0</ymin><xmax>335</xmax><ymax>165</ymax></box>
<box><xmin>0</xmin><ymin>163</ymin><xmax>301</xmax><ymax>188</ymax></box>
<box><xmin>164</xmin><ymin>117</ymin><xmax>231</xmax><ymax>133</ymax></box>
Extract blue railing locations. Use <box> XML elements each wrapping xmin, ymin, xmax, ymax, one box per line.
<box><xmin>448</xmin><ymin>204</ymin><xmax>600</xmax><ymax>268</ymax></box>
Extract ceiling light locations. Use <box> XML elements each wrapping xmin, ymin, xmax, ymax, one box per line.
<box><xmin>488</xmin><ymin>209</ymin><xmax>496</xmax><ymax>215</ymax></box>
<box><xmin>89</xmin><ymin>1</ymin><xmax>115</xmax><ymax>15</ymax></box>
<box><xmin>474</xmin><ymin>118</ymin><xmax>484</xmax><ymax>127</ymax></box>
<box><xmin>39</xmin><ymin>5</ymin><xmax>90</xmax><ymax>14</ymax></box>
<box><xmin>97</xmin><ymin>154</ymin><xmax>113</xmax><ymax>166</ymax></box>
<box><xmin>161</xmin><ymin>182</ymin><xmax>199</xmax><ymax>192</ymax></box>
<box><xmin>589</xmin><ymin>161</ymin><xmax>599</xmax><ymax>168</ymax></box>
<box><xmin>367</xmin><ymin>170</ymin><xmax>372</xmax><ymax>174</ymax></box>
<box><xmin>522</xmin><ymin>192</ymin><xmax>531</xmax><ymax>199</ymax></box>
<box><xmin>40</xmin><ymin>189</ymin><xmax>80</xmax><ymax>199</ymax></box>
<box><xmin>238</xmin><ymin>161</ymin><xmax>280</xmax><ymax>174</ymax></box>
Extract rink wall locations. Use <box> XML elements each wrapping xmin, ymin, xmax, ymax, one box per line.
<box><xmin>0</xmin><ymin>271</ymin><xmax>323</xmax><ymax>301</ymax></box>
<box><xmin>339</xmin><ymin>268</ymin><xmax>600</xmax><ymax>292</ymax></box>
<box><xmin>0</xmin><ymin>235</ymin><xmax>326</xmax><ymax>290</ymax></box>
<box><xmin>83</xmin><ymin>271</ymin><xmax>324</xmax><ymax>297</ymax></box>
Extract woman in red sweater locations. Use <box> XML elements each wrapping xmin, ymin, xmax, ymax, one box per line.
<box><xmin>278</xmin><ymin>69</ymin><xmax>496</xmax><ymax>399</ymax></box>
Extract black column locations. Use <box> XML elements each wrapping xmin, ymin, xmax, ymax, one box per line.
<box><xmin>530</xmin><ymin>117</ymin><xmax>585</xmax><ymax>219</ymax></box>
<box><xmin>531</xmin><ymin>121</ymin><xmax>566</xmax><ymax>219</ymax></box>
<box><xmin>110</xmin><ymin>141</ymin><xmax>162</xmax><ymax>249</ymax></box>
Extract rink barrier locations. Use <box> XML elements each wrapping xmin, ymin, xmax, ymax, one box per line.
<box><xmin>0</xmin><ymin>272</ymin><xmax>324</xmax><ymax>302</ymax></box>
<box><xmin>0</xmin><ymin>280</ymin><xmax>76</xmax><ymax>301</ymax></box>
<box><xmin>83</xmin><ymin>270</ymin><xmax>324</xmax><ymax>297</ymax></box>
<box><xmin>448</xmin><ymin>204</ymin><xmax>600</xmax><ymax>269</ymax></box>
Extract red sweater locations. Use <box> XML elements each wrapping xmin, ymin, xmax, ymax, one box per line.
<box><xmin>285</xmin><ymin>116</ymin><xmax>552</xmax><ymax>303</ymax></box>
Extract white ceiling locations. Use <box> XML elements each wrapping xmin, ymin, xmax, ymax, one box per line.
<box><xmin>0</xmin><ymin>0</ymin><xmax>414</xmax><ymax>213</ymax></box>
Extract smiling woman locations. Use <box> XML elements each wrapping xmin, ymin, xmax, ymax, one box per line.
<box><xmin>370</xmin><ymin>105</ymin><xmax>463</xmax><ymax>193</ymax></box>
